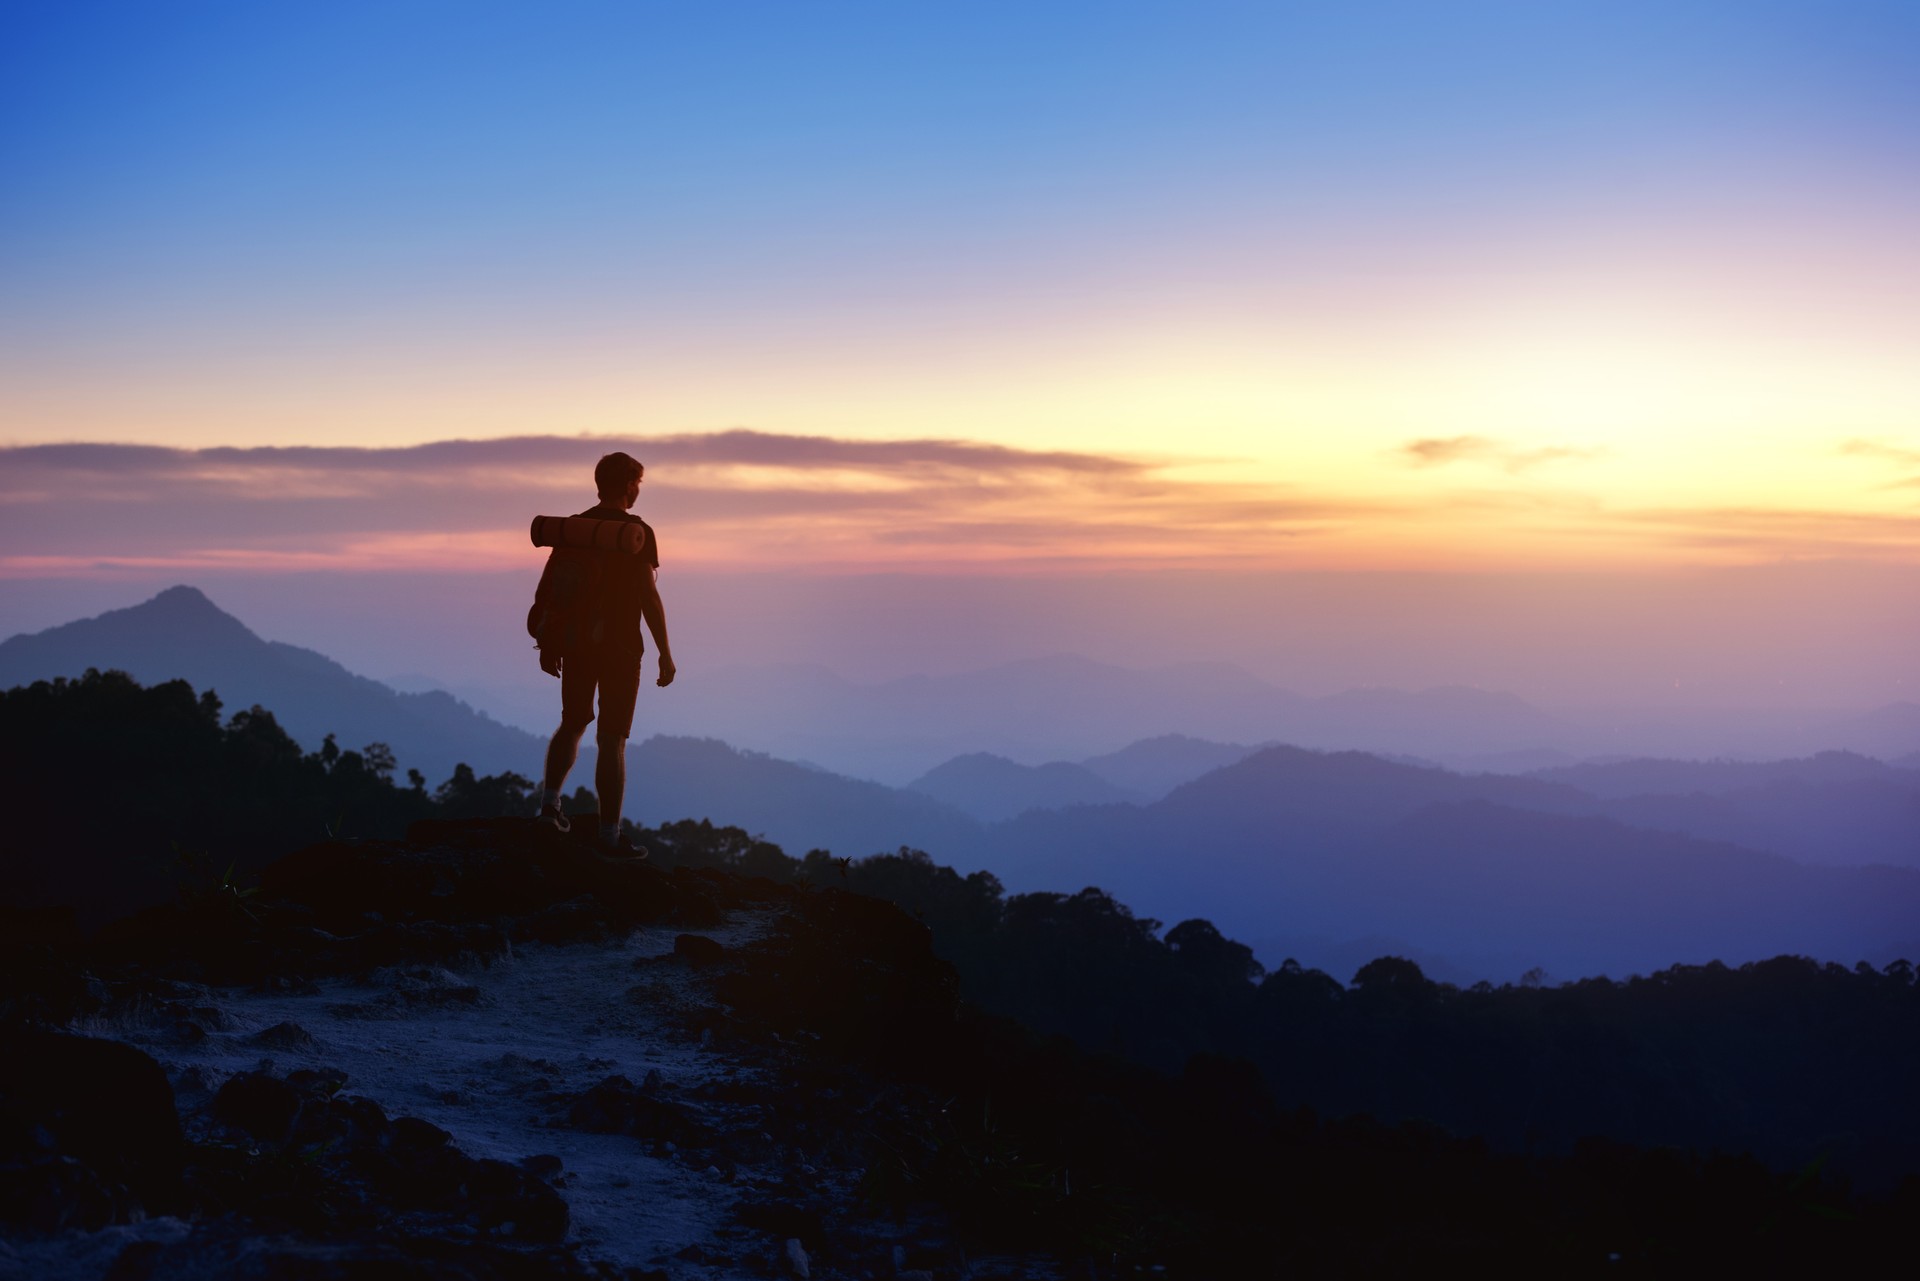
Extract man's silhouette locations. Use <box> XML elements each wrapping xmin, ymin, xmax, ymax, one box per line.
<box><xmin>535</xmin><ymin>451</ymin><xmax>675</xmax><ymax>852</ymax></box>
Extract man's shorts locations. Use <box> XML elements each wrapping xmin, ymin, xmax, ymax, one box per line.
<box><xmin>560</xmin><ymin>646</ymin><xmax>643</xmax><ymax>741</ymax></box>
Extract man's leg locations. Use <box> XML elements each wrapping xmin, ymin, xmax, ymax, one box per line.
<box><xmin>594</xmin><ymin>726</ymin><xmax>627</xmax><ymax>828</ymax></box>
<box><xmin>539</xmin><ymin>657</ymin><xmax>597</xmax><ymax>826</ymax></box>
<box><xmin>543</xmin><ymin>721</ymin><xmax>587</xmax><ymax>796</ymax></box>
<box><xmin>592</xmin><ymin>652</ymin><xmax>643</xmax><ymax>849</ymax></box>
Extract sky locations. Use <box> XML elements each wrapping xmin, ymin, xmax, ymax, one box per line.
<box><xmin>3</xmin><ymin>1</ymin><xmax>1919</xmax><ymax>706</ymax></box>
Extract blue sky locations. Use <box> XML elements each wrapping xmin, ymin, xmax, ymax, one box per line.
<box><xmin>3</xmin><ymin>1</ymin><xmax>1918</xmax><ymax>583</ymax></box>
<box><xmin>8</xmin><ymin>0</ymin><xmax>1914</xmax><ymax>354</ymax></box>
<box><xmin>3</xmin><ymin>2</ymin><xmax>1919</xmax><ymax>708</ymax></box>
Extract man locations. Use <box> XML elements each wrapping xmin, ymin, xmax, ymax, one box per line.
<box><xmin>534</xmin><ymin>451</ymin><xmax>675</xmax><ymax>852</ymax></box>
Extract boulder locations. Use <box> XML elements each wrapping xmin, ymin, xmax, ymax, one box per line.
<box><xmin>0</xmin><ymin>1033</ymin><xmax>184</xmax><ymax>1231</ymax></box>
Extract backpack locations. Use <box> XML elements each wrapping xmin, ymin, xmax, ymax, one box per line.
<box><xmin>527</xmin><ymin>545</ymin><xmax>608</xmax><ymax>660</ymax></box>
<box><xmin>525</xmin><ymin>515</ymin><xmax>645</xmax><ymax>659</ymax></box>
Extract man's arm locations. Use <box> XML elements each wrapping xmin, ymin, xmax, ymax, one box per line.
<box><xmin>639</xmin><ymin>568</ymin><xmax>675</xmax><ymax>687</ymax></box>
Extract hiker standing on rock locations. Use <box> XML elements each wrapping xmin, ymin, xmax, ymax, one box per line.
<box><xmin>531</xmin><ymin>451</ymin><xmax>675</xmax><ymax>853</ymax></box>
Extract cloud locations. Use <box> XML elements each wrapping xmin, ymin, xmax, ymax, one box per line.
<box><xmin>1396</xmin><ymin>435</ymin><xmax>1603</xmax><ymax>473</ymax></box>
<box><xmin>6</xmin><ymin>431</ymin><xmax>1141</xmax><ymax>485</ymax></box>
<box><xmin>1620</xmin><ymin>504</ymin><xmax>1920</xmax><ymax>560</ymax></box>
<box><xmin>7</xmin><ymin>432</ymin><xmax>1914</xmax><ymax>579</ymax></box>
<box><xmin>1840</xmin><ymin>438</ymin><xmax>1920</xmax><ymax>487</ymax></box>
<box><xmin>0</xmin><ymin>432</ymin><xmax>1374</xmax><ymax>576</ymax></box>
<box><xmin>1839</xmin><ymin>438</ymin><xmax>1920</xmax><ymax>467</ymax></box>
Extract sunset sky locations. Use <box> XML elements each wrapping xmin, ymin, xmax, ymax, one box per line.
<box><xmin>4</xmin><ymin>2</ymin><xmax>1919</xmax><ymax>704</ymax></box>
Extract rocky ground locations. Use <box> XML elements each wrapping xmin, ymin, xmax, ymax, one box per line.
<box><xmin>1</xmin><ymin>819</ymin><xmax>1062</xmax><ymax>1280</ymax></box>
<box><xmin>7</xmin><ymin>817</ymin><xmax>1911</xmax><ymax>1279</ymax></box>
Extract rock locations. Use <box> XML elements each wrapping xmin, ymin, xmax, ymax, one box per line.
<box><xmin>675</xmin><ymin>933</ymin><xmax>727</xmax><ymax>967</ymax></box>
<box><xmin>198</xmin><ymin>1067</ymin><xmax>570</xmax><ymax>1244</ymax></box>
<box><xmin>251</xmin><ymin>1020</ymin><xmax>317</xmax><ymax>1051</ymax></box>
<box><xmin>0</xmin><ymin>1033</ymin><xmax>185</xmax><ymax>1231</ymax></box>
<box><xmin>391</xmin><ymin>1115</ymin><xmax>452</xmax><ymax>1149</ymax></box>
<box><xmin>188</xmin><ymin>1005</ymin><xmax>233</xmax><ymax>1031</ymax></box>
<box><xmin>674</xmin><ymin>889</ymin><xmax>724</xmax><ymax>928</ymax></box>
<box><xmin>737</xmin><ymin>1201</ymin><xmax>826</xmax><ymax>1249</ymax></box>
<box><xmin>519</xmin><ymin>1152</ymin><xmax>564</xmax><ymax>1179</ymax></box>
<box><xmin>785</xmin><ymin>1237</ymin><xmax>811</xmax><ymax>1278</ymax></box>
<box><xmin>174</xmin><ymin>1066</ymin><xmax>215</xmax><ymax>1096</ymax></box>
<box><xmin>285</xmin><ymin>1066</ymin><xmax>349</xmax><ymax>1095</ymax></box>
<box><xmin>211</xmin><ymin>1071</ymin><xmax>302</xmax><ymax>1143</ymax></box>
<box><xmin>713</xmin><ymin>886</ymin><xmax>960</xmax><ymax>1065</ymax></box>
<box><xmin>566</xmin><ymin>1075</ymin><xmax>712</xmax><ymax>1148</ymax></box>
<box><xmin>464</xmin><ymin>1156</ymin><xmax>570</xmax><ymax>1241</ymax></box>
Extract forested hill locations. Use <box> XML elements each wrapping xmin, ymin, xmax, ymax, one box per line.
<box><xmin>9</xmin><ymin>818</ymin><xmax>1913</xmax><ymax>1274</ymax></box>
<box><xmin>4</xmin><ymin>669</ymin><xmax>1917</xmax><ymax>1200</ymax></box>
<box><xmin>0</xmin><ymin>585</ymin><xmax>539</xmax><ymax>783</ymax></box>
<box><xmin>983</xmin><ymin>744</ymin><xmax>1920</xmax><ymax>979</ymax></box>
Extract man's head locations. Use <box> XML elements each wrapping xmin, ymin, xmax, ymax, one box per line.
<box><xmin>595</xmin><ymin>452</ymin><xmax>644</xmax><ymax>509</ymax></box>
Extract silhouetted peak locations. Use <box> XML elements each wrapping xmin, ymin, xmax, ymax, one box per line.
<box><xmin>916</xmin><ymin>751</ymin><xmax>1021</xmax><ymax>776</ymax></box>
<box><xmin>110</xmin><ymin>585</ymin><xmax>260</xmax><ymax>641</ymax></box>
<box><xmin>146</xmin><ymin>584</ymin><xmax>220</xmax><ymax>613</ymax></box>
<box><xmin>0</xmin><ymin>583</ymin><xmax>260</xmax><ymax>653</ymax></box>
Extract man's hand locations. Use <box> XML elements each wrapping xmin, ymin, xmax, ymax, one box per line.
<box><xmin>656</xmin><ymin>654</ymin><xmax>676</xmax><ymax>687</ymax></box>
<box><xmin>539</xmin><ymin>650</ymin><xmax>563</xmax><ymax>678</ymax></box>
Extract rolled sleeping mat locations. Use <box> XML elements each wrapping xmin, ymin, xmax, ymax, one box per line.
<box><xmin>529</xmin><ymin>514</ymin><xmax>645</xmax><ymax>554</ymax></box>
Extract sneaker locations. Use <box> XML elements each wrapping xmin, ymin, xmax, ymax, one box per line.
<box><xmin>600</xmin><ymin>829</ymin><xmax>648</xmax><ymax>859</ymax></box>
<box><xmin>535</xmin><ymin>803</ymin><xmax>571</xmax><ymax>834</ymax></box>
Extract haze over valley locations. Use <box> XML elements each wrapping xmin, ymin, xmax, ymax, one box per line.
<box><xmin>7</xmin><ymin>585</ymin><xmax>1916</xmax><ymax>986</ymax></box>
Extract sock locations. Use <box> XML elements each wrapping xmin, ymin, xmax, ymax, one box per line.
<box><xmin>600</xmin><ymin>822</ymin><xmax>620</xmax><ymax>844</ymax></box>
<box><xmin>539</xmin><ymin>786</ymin><xmax>561</xmax><ymax>811</ymax></box>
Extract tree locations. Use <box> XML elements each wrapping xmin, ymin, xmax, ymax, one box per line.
<box><xmin>1165</xmin><ymin>918</ymin><xmax>1265</xmax><ymax>986</ymax></box>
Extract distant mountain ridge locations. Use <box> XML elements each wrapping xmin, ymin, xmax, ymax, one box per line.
<box><xmin>0</xmin><ymin>585</ymin><xmax>543</xmax><ymax>785</ymax></box>
<box><xmin>619</xmin><ymin>653</ymin><xmax>1576</xmax><ymax>781</ymax></box>
<box><xmin>1079</xmin><ymin>733</ymin><xmax>1265</xmax><ymax>797</ymax></box>
<box><xmin>1527</xmin><ymin>751</ymin><xmax>1920</xmax><ymax>868</ymax></box>
<box><xmin>623</xmin><ymin>736</ymin><xmax>984</xmax><ymax>861</ymax></box>
<box><xmin>1533</xmin><ymin>750</ymin><xmax>1910</xmax><ymax>797</ymax></box>
<box><xmin>906</xmin><ymin>752</ymin><xmax>1142</xmax><ymax>821</ymax></box>
<box><xmin>7</xmin><ymin>587</ymin><xmax>1917</xmax><ymax>982</ymax></box>
<box><xmin>976</xmin><ymin>745</ymin><xmax>1920</xmax><ymax>980</ymax></box>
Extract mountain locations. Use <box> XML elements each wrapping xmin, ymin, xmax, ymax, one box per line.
<box><xmin>1586</xmin><ymin>778</ymin><xmax>1920</xmax><ymax>868</ymax></box>
<box><xmin>0</xmin><ymin>585</ymin><xmax>543</xmax><ymax>784</ymax></box>
<box><xmin>0</xmin><ymin>590</ymin><xmax>983</xmax><ymax>859</ymax></box>
<box><xmin>594</xmin><ymin>654</ymin><xmax>1578</xmax><ymax>782</ymax></box>
<box><xmin>1078</xmin><ymin>733</ymin><xmax>1263</xmax><ymax>797</ymax></box>
<box><xmin>905</xmin><ymin>752</ymin><xmax>1142</xmax><ymax>821</ymax></box>
<box><xmin>1521</xmin><ymin>753</ymin><xmax>1920</xmax><ymax>868</ymax></box>
<box><xmin>11</xmin><ymin>590</ymin><xmax>1915</xmax><ymax>982</ymax></box>
<box><xmin>624</xmin><ymin>735</ymin><xmax>985</xmax><ymax>860</ymax></box>
<box><xmin>1532</xmin><ymin>750</ymin><xmax>1908</xmax><ymax>798</ymax></box>
<box><xmin>975</xmin><ymin>746</ymin><xmax>1920</xmax><ymax>980</ymax></box>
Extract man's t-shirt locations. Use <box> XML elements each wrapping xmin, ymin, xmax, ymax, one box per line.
<box><xmin>577</xmin><ymin>503</ymin><xmax>660</xmax><ymax>657</ymax></box>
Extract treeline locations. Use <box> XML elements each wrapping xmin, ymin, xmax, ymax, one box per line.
<box><xmin>1</xmin><ymin>669</ymin><xmax>562</xmax><ymax>927</ymax></box>
<box><xmin>642</xmin><ymin>822</ymin><xmax>1920</xmax><ymax>1191</ymax></box>
<box><xmin>7</xmin><ymin>670</ymin><xmax>1918</xmax><ymax>1190</ymax></box>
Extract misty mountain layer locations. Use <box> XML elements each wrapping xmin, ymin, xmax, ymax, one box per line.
<box><xmin>6</xmin><ymin>588</ymin><xmax>1917</xmax><ymax>983</ymax></box>
<box><xmin>0</xmin><ymin>586</ymin><xmax>540</xmax><ymax>785</ymax></box>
